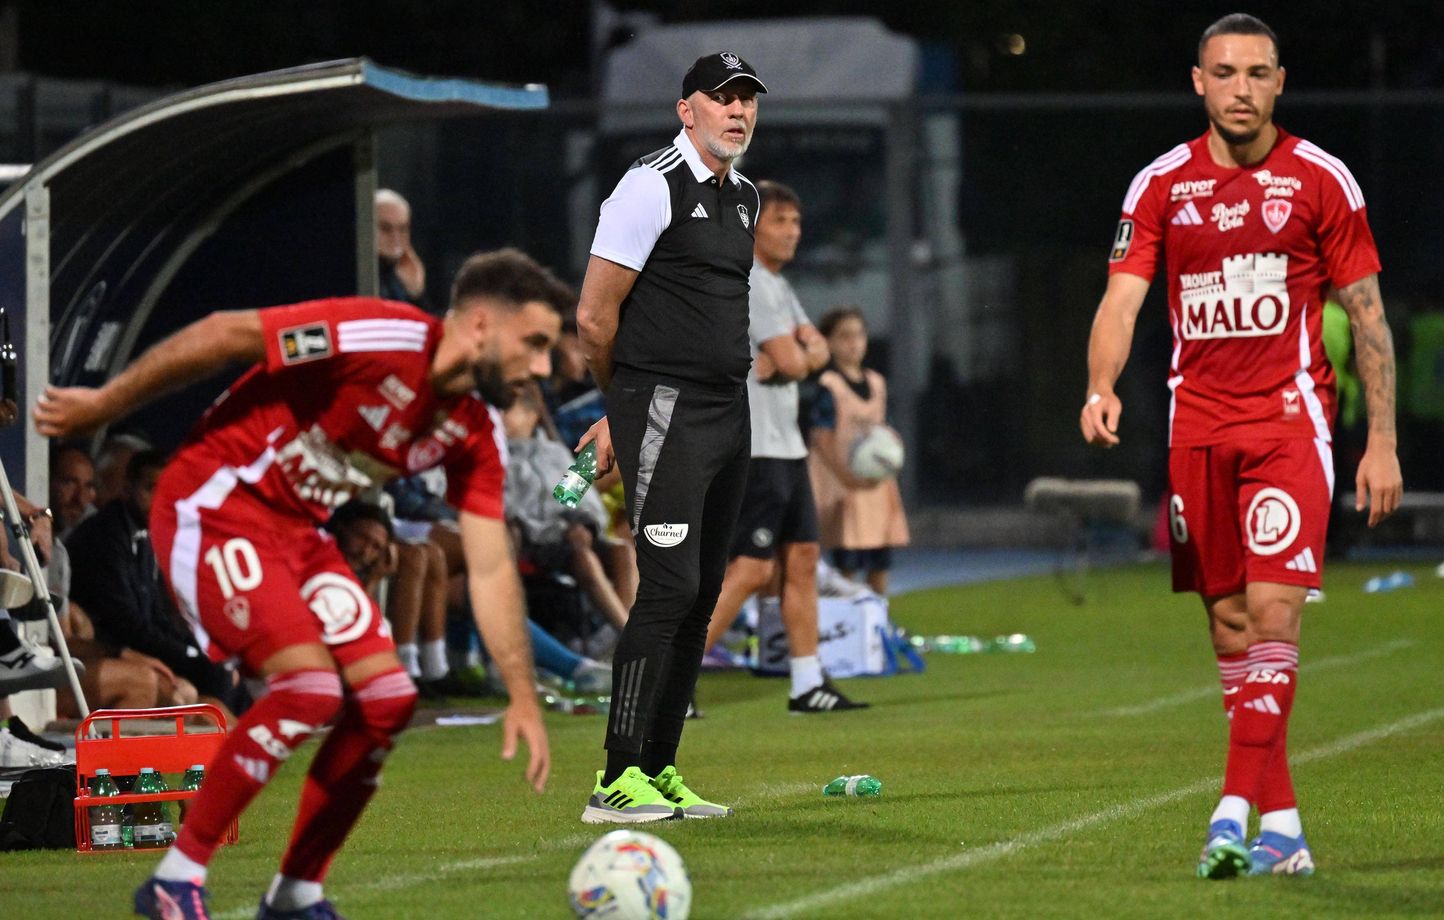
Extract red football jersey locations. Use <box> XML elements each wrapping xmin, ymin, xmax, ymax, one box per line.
<box><xmin>1108</xmin><ymin>128</ymin><xmax>1381</xmax><ymax>446</ymax></box>
<box><xmin>169</xmin><ymin>297</ymin><xmax>505</xmax><ymax>523</ymax></box>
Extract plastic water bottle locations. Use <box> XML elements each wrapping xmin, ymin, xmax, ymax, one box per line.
<box><xmin>132</xmin><ymin>768</ymin><xmax>173</xmax><ymax>848</ymax></box>
<box><xmin>986</xmin><ymin>633</ymin><xmax>1037</xmax><ymax>653</ymax></box>
<box><xmin>823</xmin><ymin>774</ymin><xmax>882</xmax><ymax>797</ymax></box>
<box><xmin>1363</xmin><ymin>571</ymin><xmax>1415</xmax><ymax>594</ymax></box>
<box><xmin>87</xmin><ymin>769</ymin><xmax>124</xmax><ymax>850</ymax></box>
<box><xmin>553</xmin><ymin>441</ymin><xmax>599</xmax><ymax>508</ymax></box>
<box><xmin>179</xmin><ymin>764</ymin><xmax>204</xmax><ymax>822</ymax></box>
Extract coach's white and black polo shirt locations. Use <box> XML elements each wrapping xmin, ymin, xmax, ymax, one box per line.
<box><xmin>590</xmin><ymin>129</ymin><xmax>761</xmax><ymax>386</ymax></box>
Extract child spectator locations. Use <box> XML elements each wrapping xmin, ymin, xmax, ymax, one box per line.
<box><xmin>808</xmin><ymin>307</ymin><xmax>910</xmax><ymax>595</ymax></box>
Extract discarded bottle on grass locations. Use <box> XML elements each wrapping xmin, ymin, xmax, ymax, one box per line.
<box><xmin>132</xmin><ymin>768</ymin><xmax>173</xmax><ymax>848</ymax></box>
<box><xmin>912</xmin><ymin>634</ymin><xmax>1036</xmax><ymax>654</ymax></box>
<box><xmin>1363</xmin><ymin>571</ymin><xmax>1415</xmax><ymax>594</ymax></box>
<box><xmin>553</xmin><ymin>441</ymin><xmax>598</xmax><ymax>509</ymax></box>
<box><xmin>87</xmin><ymin>769</ymin><xmax>124</xmax><ymax>850</ymax></box>
<box><xmin>179</xmin><ymin>764</ymin><xmax>205</xmax><ymax>822</ymax></box>
<box><xmin>823</xmin><ymin>774</ymin><xmax>882</xmax><ymax>797</ymax></box>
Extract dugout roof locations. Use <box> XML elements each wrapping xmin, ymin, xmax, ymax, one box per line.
<box><xmin>0</xmin><ymin>58</ymin><xmax>547</xmax><ymax>498</ymax></box>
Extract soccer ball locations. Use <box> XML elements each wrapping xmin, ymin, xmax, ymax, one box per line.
<box><xmin>848</xmin><ymin>425</ymin><xmax>905</xmax><ymax>481</ymax></box>
<box><xmin>568</xmin><ymin>829</ymin><xmax>692</xmax><ymax>919</ymax></box>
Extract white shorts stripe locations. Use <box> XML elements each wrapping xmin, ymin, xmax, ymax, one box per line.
<box><xmin>170</xmin><ymin>446</ymin><xmax>279</xmax><ymax>654</ymax></box>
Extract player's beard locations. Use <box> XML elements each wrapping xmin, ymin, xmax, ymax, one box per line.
<box><xmin>472</xmin><ymin>360</ymin><xmax>520</xmax><ymax>409</ymax></box>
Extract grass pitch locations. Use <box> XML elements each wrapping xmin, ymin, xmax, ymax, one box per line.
<box><xmin>6</xmin><ymin>560</ymin><xmax>1443</xmax><ymax>918</ymax></box>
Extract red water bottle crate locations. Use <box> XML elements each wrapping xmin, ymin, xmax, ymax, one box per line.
<box><xmin>72</xmin><ymin>704</ymin><xmax>238</xmax><ymax>854</ymax></box>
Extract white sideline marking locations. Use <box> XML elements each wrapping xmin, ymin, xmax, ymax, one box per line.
<box><xmin>1099</xmin><ymin>639</ymin><xmax>1416</xmax><ymax>718</ymax></box>
<box><xmin>743</xmin><ymin>707</ymin><xmax>1444</xmax><ymax>920</ymax></box>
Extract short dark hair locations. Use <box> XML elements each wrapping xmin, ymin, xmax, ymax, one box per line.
<box><xmin>819</xmin><ymin>305</ymin><xmax>866</xmax><ymax>338</ymax></box>
<box><xmin>450</xmin><ymin>247</ymin><xmax>565</xmax><ymax>314</ymax></box>
<box><xmin>125</xmin><ymin>449</ymin><xmax>167</xmax><ymax>486</ymax></box>
<box><xmin>325</xmin><ymin>499</ymin><xmax>394</xmax><ymax>541</ymax></box>
<box><xmin>1198</xmin><ymin>13</ymin><xmax>1279</xmax><ymax>64</ymax></box>
<box><xmin>756</xmin><ymin>179</ymin><xmax>801</xmax><ymax>216</ymax></box>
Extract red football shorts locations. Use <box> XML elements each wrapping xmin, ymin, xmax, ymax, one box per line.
<box><xmin>1167</xmin><ymin>437</ymin><xmax>1333</xmax><ymax>596</ymax></box>
<box><xmin>149</xmin><ymin>458</ymin><xmax>393</xmax><ymax>674</ymax></box>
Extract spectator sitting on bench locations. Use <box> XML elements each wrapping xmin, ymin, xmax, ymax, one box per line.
<box><xmin>64</xmin><ymin>449</ymin><xmax>244</xmax><ymax>721</ymax></box>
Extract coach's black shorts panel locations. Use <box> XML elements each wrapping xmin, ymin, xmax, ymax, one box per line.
<box><xmin>730</xmin><ymin>457</ymin><xmax>820</xmax><ymax>560</ymax></box>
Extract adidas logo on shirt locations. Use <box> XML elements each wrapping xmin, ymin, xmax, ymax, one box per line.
<box><xmin>1170</xmin><ymin>201</ymin><xmax>1204</xmax><ymax>226</ymax></box>
<box><xmin>1242</xmin><ymin>693</ymin><xmax>1282</xmax><ymax>715</ymax></box>
<box><xmin>691</xmin><ymin>203</ymin><xmax>708</xmax><ymax>219</ymax></box>
<box><xmin>1283</xmin><ymin>547</ymin><xmax>1317</xmax><ymax>573</ymax></box>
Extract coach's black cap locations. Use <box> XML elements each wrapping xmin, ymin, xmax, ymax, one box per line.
<box><xmin>681</xmin><ymin>52</ymin><xmax>768</xmax><ymax>98</ymax></box>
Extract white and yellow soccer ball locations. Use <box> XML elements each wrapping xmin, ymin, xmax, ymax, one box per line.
<box><xmin>848</xmin><ymin>424</ymin><xmax>906</xmax><ymax>481</ymax></box>
<box><xmin>568</xmin><ymin>829</ymin><xmax>692</xmax><ymax>920</ymax></box>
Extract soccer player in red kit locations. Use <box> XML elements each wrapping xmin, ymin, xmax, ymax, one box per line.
<box><xmin>35</xmin><ymin>249</ymin><xmax>557</xmax><ymax>919</ymax></box>
<box><xmin>1080</xmin><ymin>14</ymin><xmax>1402</xmax><ymax>879</ymax></box>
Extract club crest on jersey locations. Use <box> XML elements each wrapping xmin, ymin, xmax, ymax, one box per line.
<box><xmin>1262</xmin><ymin>199</ymin><xmax>1293</xmax><ymax>234</ymax></box>
<box><xmin>1246</xmin><ymin>487</ymin><xmax>1301</xmax><ymax>556</ymax></box>
<box><xmin>643</xmin><ymin>523</ymin><xmax>688</xmax><ymax>547</ymax></box>
<box><xmin>278</xmin><ymin>324</ymin><xmax>332</xmax><ymax>365</ymax></box>
<box><xmin>1282</xmin><ymin>388</ymin><xmax>1301</xmax><ymax>417</ymax></box>
<box><xmin>737</xmin><ymin>204</ymin><xmax>750</xmax><ymax>228</ymax></box>
<box><xmin>407</xmin><ymin>438</ymin><xmax>446</xmax><ymax>472</ymax></box>
<box><xmin>1109</xmin><ymin>219</ymin><xmax>1134</xmax><ymax>262</ymax></box>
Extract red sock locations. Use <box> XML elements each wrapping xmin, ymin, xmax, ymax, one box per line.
<box><xmin>279</xmin><ymin>669</ymin><xmax>418</xmax><ymax>882</ymax></box>
<box><xmin>1222</xmin><ymin>641</ymin><xmax>1297</xmax><ymax>805</ymax></box>
<box><xmin>1249</xmin><ymin>641</ymin><xmax>1299</xmax><ymax>813</ymax></box>
<box><xmin>1216</xmin><ymin>650</ymin><xmax>1248</xmax><ymax>717</ymax></box>
<box><xmin>173</xmin><ymin>670</ymin><xmax>343</xmax><ymax>865</ymax></box>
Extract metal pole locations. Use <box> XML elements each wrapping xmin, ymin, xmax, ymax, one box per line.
<box><xmin>0</xmin><ymin>454</ymin><xmax>88</xmax><ymax>716</ymax></box>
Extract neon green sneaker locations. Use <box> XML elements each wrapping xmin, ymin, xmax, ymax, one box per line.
<box><xmin>581</xmin><ymin>767</ymin><xmax>682</xmax><ymax>824</ymax></box>
<box><xmin>650</xmin><ymin>765</ymin><xmax>733</xmax><ymax>818</ymax></box>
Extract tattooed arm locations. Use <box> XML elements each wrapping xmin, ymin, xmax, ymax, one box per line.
<box><xmin>1333</xmin><ymin>274</ymin><xmax>1403</xmax><ymax>526</ymax></box>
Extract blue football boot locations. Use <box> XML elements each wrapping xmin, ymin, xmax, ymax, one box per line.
<box><xmin>134</xmin><ymin>877</ymin><xmax>213</xmax><ymax>919</ymax></box>
<box><xmin>255</xmin><ymin>899</ymin><xmax>345</xmax><ymax>919</ymax></box>
<box><xmin>1247</xmin><ymin>831</ymin><xmax>1315</xmax><ymax>876</ymax></box>
<box><xmin>1196</xmin><ymin>819</ymin><xmax>1251</xmax><ymax>879</ymax></box>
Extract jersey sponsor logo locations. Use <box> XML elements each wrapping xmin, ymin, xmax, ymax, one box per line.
<box><xmin>358</xmin><ymin>404</ymin><xmax>389</xmax><ymax>432</ymax></box>
<box><xmin>279</xmin><ymin>324</ymin><xmax>332</xmax><ymax>364</ymax></box>
<box><xmin>736</xmin><ymin>204</ymin><xmax>750</xmax><ymax>228</ymax></box>
<box><xmin>1169</xmin><ymin>178</ymin><xmax>1216</xmax><ymax>201</ymax></box>
<box><xmin>301</xmin><ymin>571</ymin><xmax>375</xmax><ymax>645</ymax></box>
<box><xmin>1282</xmin><ymin>387</ymin><xmax>1301</xmax><ymax>417</ymax></box>
<box><xmin>643</xmin><ymin>522</ymin><xmax>688</xmax><ymax>547</ymax></box>
<box><xmin>1246</xmin><ymin>487</ymin><xmax>1301</xmax><ymax>556</ymax></box>
<box><xmin>379</xmin><ymin>374</ymin><xmax>416</xmax><ymax>410</ymax></box>
<box><xmin>1253</xmin><ymin>170</ymin><xmax>1302</xmax><ymax>198</ymax></box>
<box><xmin>1170</xmin><ymin>201</ymin><xmax>1204</xmax><ymax>226</ymax></box>
<box><xmin>1262</xmin><ymin>199</ymin><xmax>1293</xmax><ymax>234</ymax></box>
<box><xmin>1109</xmin><ymin>219</ymin><xmax>1134</xmax><ymax>262</ymax></box>
<box><xmin>275</xmin><ymin>424</ymin><xmax>391</xmax><ymax>509</ymax></box>
<box><xmin>691</xmin><ymin>203</ymin><xmax>709</xmax><ymax>219</ymax></box>
<box><xmin>380</xmin><ymin>423</ymin><xmax>411</xmax><ymax>451</ymax></box>
<box><xmin>1210</xmin><ymin>198</ymin><xmax>1250</xmax><ymax>232</ymax></box>
<box><xmin>1179</xmin><ymin>253</ymin><xmax>1290</xmax><ymax>341</ymax></box>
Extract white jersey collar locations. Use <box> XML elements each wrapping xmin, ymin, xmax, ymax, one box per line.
<box><xmin>674</xmin><ymin>129</ymin><xmax>741</xmax><ymax>186</ymax></box>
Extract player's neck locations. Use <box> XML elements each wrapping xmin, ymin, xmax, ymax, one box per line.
<box><xmin>835</xmin><ymin>360</ymin><xmax>864</xmax><ymax>379</ymax></box>
<box><xmin>754</xmin><ymin>252</ymin><xmax>787</xmax><ymax>274</ymax></box>
<box><xmin>1207</xmin><ymin>122</ymin><xmax>1277</xmax><ymax>169</ymax></box>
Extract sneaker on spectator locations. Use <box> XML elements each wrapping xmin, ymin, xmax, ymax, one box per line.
<box><xmin>0</xmin><ymin>569</ymin><xmax>35</xmax><ymax>609</ymax></box>
<box><xmin>0</xmin><ymin>645</ymin><xmax>69</xmax><ymax>695</ymax></box>
<box><xmin>5</xmin><ymin>714</ymin><xmax>66</xmax><ymax>753</ymax></box>
<box><xmin>0</xmin><ymin>726</ymin><xmax>65</xmax><ymax>767</ymax></box>
<box><xmin>571</xmin><ymin>658</ymin><xmax>612</xmax><ymax>694</ymax></box>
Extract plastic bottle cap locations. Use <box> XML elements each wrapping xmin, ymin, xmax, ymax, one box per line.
<box><xmin>95</xmin><ymin>768</ymin><xmax>110</xmax><ymax>775</ymax></box>
<box><xmin>139</xmin><ymin>767</ymin><xmax>156</xmax><ymax>773</ymax></box>
<box><xmin>189</xmin><ymin>764</ymin><xmax>204</xmax><ymax>771</ymax></box>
